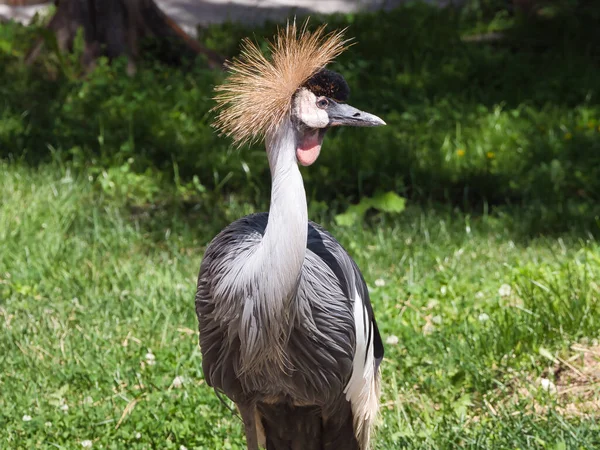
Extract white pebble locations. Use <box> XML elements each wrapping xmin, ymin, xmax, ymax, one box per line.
<box><xmin>145</xmin><ymin>351</ymin><xmax>156</xmax><ymax>366</ymax></box>
<box><xmin>385</xmin><ymin>335</ymin><xmax>399</xmax><ymax>345</ymax></box>
<box><xmin>539</xmin><ymin>378</ymin><xmax>557</xmax><ymax>394</ymax></box>
<box><xmin>498</xmin><ymin>284</ymin><xmax>512</xmax><ymax>297</ymax></box>
<box><xmin>172</xmin><ymin>376</ymin><xmax>185</xmax><ymax>388</ymax></box>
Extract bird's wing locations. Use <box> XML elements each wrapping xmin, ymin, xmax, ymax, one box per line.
<box><xmin>306</xmin><ymin>221</ymin><xmax>384</xmax><ymax>370</ymax></box>
<box><xmin>195</xmin><ymin>213</ymin><xmax>269</xmax><ymax>400</ymax></box>
<box><xmin>305</xmin><ymin>221</ymin><xmax>384</xmax><ymax>447</ymax></box>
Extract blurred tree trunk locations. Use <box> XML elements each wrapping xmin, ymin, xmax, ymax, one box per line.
<box><xmin>26</xmin><ymin>0</ymin><xmax>223</xmax><ymax>73</ymax></box>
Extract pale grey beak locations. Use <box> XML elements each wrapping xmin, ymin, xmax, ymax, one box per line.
<box><xmin>327</xmin><ymin>101</ymin><xmax>386</xmax><ymax>127</ymax></box>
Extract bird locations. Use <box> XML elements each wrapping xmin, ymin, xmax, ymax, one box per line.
<box><xmin>195</xmin><ymin>21</ymin><xmax>385</xmax><ymax>450</ymax></box>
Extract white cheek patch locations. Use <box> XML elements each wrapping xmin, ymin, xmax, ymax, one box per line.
<box><xmin>292</xmin><ymin>89</ymin><xmax>329</xmax><ymax>129</ymax></box>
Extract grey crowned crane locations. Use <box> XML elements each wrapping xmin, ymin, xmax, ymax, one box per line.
<box><xmin>195</xmin><ymin>21</ymin><xmax>385</xmax><ymax>450</ymax></box>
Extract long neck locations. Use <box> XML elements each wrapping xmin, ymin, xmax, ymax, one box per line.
<box><xmin>261</xmin><ymin>116</ymin><xmax>308</xmax><ymax>299</ymax></box>
<box><xmin>235</xmin><ymin>116</ymin><xmax>307</xmax><ymax>376</ymax></box>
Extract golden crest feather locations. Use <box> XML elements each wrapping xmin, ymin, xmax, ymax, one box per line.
<box><xmin>213</xmin><ymin>20</ymin><xmax>349</xmax><ymax>147</ymax></box>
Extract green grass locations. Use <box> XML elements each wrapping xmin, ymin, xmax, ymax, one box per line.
<box><xmin>1</xmin><ymin>161</ymin><xmax>599</xmax><ymax>449</ymax></box>
<box><xmin>2</xmin><ymin>1</ymin><xmax>600</xmax><ymax>448</ymax></box>
<box><xmin>1</xmin><ymin>2</ymin><xmax>600</xmax><ymax>225</ymax></box>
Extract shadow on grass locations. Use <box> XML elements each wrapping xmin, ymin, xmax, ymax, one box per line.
<box><xmin>1</xmin><ymin>2</ymin><xmax>600</xmax><ymax>236</ymax></box>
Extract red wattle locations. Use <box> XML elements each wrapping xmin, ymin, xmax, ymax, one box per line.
<box><xmin>297</xmin><ymin>131</ymin><xmax>322</xmax><ymax>166</ymax></box>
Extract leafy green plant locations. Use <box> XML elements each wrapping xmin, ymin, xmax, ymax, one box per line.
<box><xmin>1</xmin><ymin>3</ymin><xmax>600</xmax><ymax>227</ymax></box>
<box><xmin>335</xmin><ymin>191</ymin><xmax>406</xmax><ymax>226</ymax></box>
<box><xmin>95</xmin><ymin>157</ymin><xmax>161</xmax><ymax>205</ymax></box>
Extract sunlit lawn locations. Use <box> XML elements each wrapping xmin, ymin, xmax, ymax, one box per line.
<box><xmin>2</xmin><ymin>0</ymin><xmax>600</xmax><ymax>447</ymax></box>
<box><xmin>1</xmin><ymin>162</ymin><xmax>599</xmax><ymax>449</ymax></box>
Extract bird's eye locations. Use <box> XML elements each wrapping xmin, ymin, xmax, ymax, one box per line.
<box><xmin>316</xmin><ymin>98</ymin><xmax>329</xmax><ymax>109</ymax></box>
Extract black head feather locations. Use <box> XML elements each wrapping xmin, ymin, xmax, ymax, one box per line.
<box><xmin>303</xmin><ymin>69</ymin><xmax>350</xmax><ymax>103</ymax></box>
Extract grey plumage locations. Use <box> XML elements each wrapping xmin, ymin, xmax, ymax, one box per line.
<box><xmin>195</xmin><ymin>24</ymin><xmax>385</xmax><ymax>449</ymax></box>
<box><xmin>196</xmin><ymin>214</ymin><xmax>384</xmax><ymax>448</ymax></box>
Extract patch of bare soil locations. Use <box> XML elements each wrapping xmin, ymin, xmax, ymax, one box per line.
<box><xmin>469</xmin><ymin>343</ymin><xmax>600</xmax><ymax>423</ymax></box>
<box><xmin>549</xmin><ymin>344</ymin><xmax>600</xmax><ymax>416</ymax></box>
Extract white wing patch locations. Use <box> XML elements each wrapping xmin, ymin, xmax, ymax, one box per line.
<box><xmin>343</xmin><ymin>288</ymin><xmax>379</xmax><ymax>449</ymax></box>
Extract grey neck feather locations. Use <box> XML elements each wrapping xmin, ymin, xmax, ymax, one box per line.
<box><xmin>262</xmin><ymin>115</ymin><xmax>308</xmax><ymax>295</ymax></box>
<box><xmin>236</xmin><ymin>115</ymin><xmax>307</xmax><ymax>375</ymax></box>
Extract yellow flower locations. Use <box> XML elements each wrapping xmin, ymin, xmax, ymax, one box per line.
<box><xmin>564</xmin><ymin>132</ymin><xmax>573</xmax><ymax>140</ymax></box>
<box><xmin>456</xmin><ymin>149</ymin><xmax>465</xmax><ymax>157</ymax></box>
<box><xmin>486</xmin><ymin>152</ymin><xmax>495</xmax><ymax>159</ymax></box>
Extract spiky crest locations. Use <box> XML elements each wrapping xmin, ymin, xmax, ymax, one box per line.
<box><xmin>213</xmin><ymin>20</ymin><xmax>349</xmax><ymax>147</ymax></box>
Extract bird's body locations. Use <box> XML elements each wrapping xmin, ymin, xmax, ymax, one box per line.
<box><xmin>195</xmin><ymin>22</ymin><xmax>385</xmax><ymax>449</ymax></box>
<box><xmin>197</xmin><ymin>214</ymin><xmax>383</xmax><ymax>449</ymax></box>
